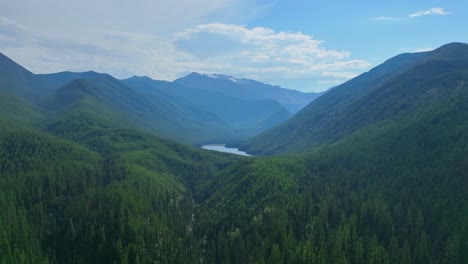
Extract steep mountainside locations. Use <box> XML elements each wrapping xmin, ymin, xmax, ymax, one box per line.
<box><xmin>239</xmin><ymin>42</ymin><xmax>468</xmax><ymax>155</ymax></box>
<box><xmin>0</xmin><ymin>90</ymin><xmax>43</xmax><ymax>125</ymax></box>
<box><xmin>174</xmin><ymin>72</ymin><xmax>321</xmax><ymax>113</ymax></box>
<box><xmin>0</xmin><ymin>53</ymin><xmax>52</xmax><ymax>103</ymax></box>
<box><xmin>196</xmin><ymin>70</ymin><xmax>468</xmax><ymax>262</ymax></box>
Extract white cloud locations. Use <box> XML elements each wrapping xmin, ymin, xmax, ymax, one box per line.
<box><xmin>0</xmin><ymin>0</ymin><xmax>269</xmax><ymax>37</ymax></box>
<box><xmin>322</xmin><ymin>71</ymin><xmax>358</xmax><ymax>79</ymax></box>
<box><xmin>0</xmin><ymin>1</ymin><xmax>369</xmax><ymax>91</ymax></box>
<box><xmin>376</xmin><ymin>7</ymin><xmax>450</xmax><ymax>22</ymax></box>
<box><xmin>399</xmin><ymin>47</ymin><xmax>435</xmax><ymax>53</ymax></box>
<box><xmin>0</xmin><ymin>16</ymin><xmax>27</xmax><ymax>34</ymax></box>
<box><xmin>409</xmin><ymin>7</ymin><xmax>450</xmax><ymax>18</ymax></box>
<box><xmin>413</xmin><ymin>47</ymin><xmax>434</xmax><ymax>52</ymax></box>
<box><xmin>173</xmin><ymin>24</ymin><xmax>369</xmax><ymax>87</ymax></box>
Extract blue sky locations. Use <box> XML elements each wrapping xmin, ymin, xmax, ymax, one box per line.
<box><xmin>0</xmin><ymin>0</ymin><xmax>466</xmax><ymax>92</ymax></box>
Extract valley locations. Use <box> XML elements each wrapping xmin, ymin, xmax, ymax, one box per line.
<box><xmin>1</xmin><ymin>32</ymin><xmax>468</xmax><ymax>264</ymax></box>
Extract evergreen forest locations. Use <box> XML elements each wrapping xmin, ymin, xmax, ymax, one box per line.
<box><xmin>1</xmin><ymin>43</ymin><xmax>468</xmax><ymax>263</ymax></box>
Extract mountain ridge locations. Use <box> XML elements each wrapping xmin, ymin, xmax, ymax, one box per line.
<box><xmin>174</xmin><ymin>71</ymin><xmax>322</xmax><ymax>113</ymax></box>
<box><xmin>239</xmin><ymin>42</ymin><xmax>468</xmax><ymax>155</ymax></box>
<box><xmin>0</xmin><ymin>52</ymin><xmax>309</xmax><ymax>144</ymax></box>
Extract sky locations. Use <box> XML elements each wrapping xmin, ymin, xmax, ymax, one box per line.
<box><xmin>0</xmin><ymin>0</ymin><xmax>466</xmax><ymax>92</ymax></box>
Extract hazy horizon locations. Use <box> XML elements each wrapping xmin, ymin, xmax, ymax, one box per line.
<box><xmin>1</xmin><ymin>1</ymin><xmax>467</xmax><ymax>92</ymax></box>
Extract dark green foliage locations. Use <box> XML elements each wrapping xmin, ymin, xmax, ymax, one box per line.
<box><xmin>0</xmin><ymin>113</ymin><xmax>243</xmax><ymax>263</ymax></box>
<box><xmin>195</xmin><ymin>75</ymin><xmax>468</xmax><ymax>263</ymax></box>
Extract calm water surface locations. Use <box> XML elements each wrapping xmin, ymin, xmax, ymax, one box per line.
<box><xmin>201</xmin><ymin>144</ymin><xmax>252</xmax><ymax>156</ymax></box>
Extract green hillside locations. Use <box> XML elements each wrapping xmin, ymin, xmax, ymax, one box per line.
<box><xmin>0</xmin><ymin>90</ymin><xmax>43</xmax><ymax>125</ymax></box>
<box><xmin>195</xmin><ymin>67</ymin><xmax>468</xmax><ymax>263</ymax></box>
<box><xmin>239</xmin><ymin>43</ymin><xmax>468</xmax><ymax>155</ymax></box>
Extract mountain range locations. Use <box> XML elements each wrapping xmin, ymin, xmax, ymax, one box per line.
<box><xmin>174</xmin><ymin>72</ymin><xmax>321</xmax><ymax>113</ymax></box>
<box><xmin>0</xmin><ymin>53</ymin><xmax>320</xmax><ymax>144</ymax></box>
<box><xmin>1</xmin><ymin>42</ymin><xmax>468</xmax><ymax>263</ymax></box>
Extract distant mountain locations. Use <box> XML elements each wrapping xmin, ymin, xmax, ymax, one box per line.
<box><xmin>174</xmin><ymin>72</ymin><xmax>322</xmax><ymax>113</ymax></box>
<box><xmin>0</xmin><ymin>52</ymin><xmax>316</xmax><ymax>145</ymax></box>
<box><xmin>37</xmin><ymin>71</ymin><xmax>105</xmax><ymax>89</ymax></box>
<box><xmin>123</xmin><ymin>76</ymin><xmax>293</xmax><ymax>138</ymax></box>
<box><xmin>45</xmin><ymin>74</ymin><xmax>238</xmax><ymax>144</ymax></box>
<box><xmin>239</xmin><ymin>42</ymin><xmax>468</xmax><ymax>155</ymax></box>
<box><xmin>0</xmin><ymin>54</ymin><xmax>240</xmax><ymax>144</ymax></box>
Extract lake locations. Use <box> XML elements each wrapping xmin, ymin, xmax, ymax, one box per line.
<box><xmin>201</xmin><ymin>144</ymin><xmax>252</xmax><ymax>156</ymax></box>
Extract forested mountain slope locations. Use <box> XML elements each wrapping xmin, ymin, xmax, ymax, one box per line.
<box><xmin>0</xmin><ymin>111</ymin><xmax>244</xmax><ymax>263</ymax></box>
<box><xmin>195</xmin><ymin>65</ymin><xmax>468</xmax><ymax>263</ymax></box>
<box><xmin>1</xmin><ymin>43</ymin><xmax>467</xmax><ymax>263</ymax></box>
<box><xmin>239</xmin><ymin>42</ymin><xmax>468</xmax><ymax>155</ymax></box>
<box><xmin>0</xmin><ymin>90</ymin><xmax>43</xmax><ymax>125</ymax></box>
